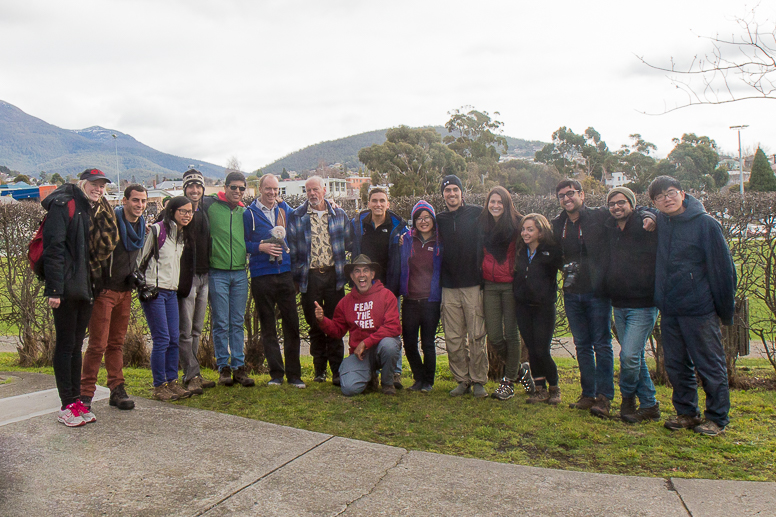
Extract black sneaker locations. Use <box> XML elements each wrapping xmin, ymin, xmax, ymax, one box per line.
<box><xmin>420</xmin><ymin>383</ymin><xmax>433</xmax><ymax>393</ymax></box>
<box><xmin>109</xmin><ymin>383</ymin><xmax>135</xmax><ymax>410</ymax></box>
<box><xmin>492</xmin><ymin>378</ymin><xmax>515</xmax><ymax>401</ymax></box>
<box><xmin>313</xmin><ymin>373</ymin><xmax>326</xmax><ymax>383</ymax></box>
<box><xmin>332</xmin><ymin>375</ymin><xmax>341</xmax><ymax>387</ymax></box>
<box><xmin>80</xmin><ymin>395</ymin><xmax>93</xmax><ymax>407</ymax></box>
<box><xmin>517</xmin><ymin>362</ymin><xmax>536</xmax><ymax>394</ymax></box>
<box><xmin>219</xmin><ymin>366</ymin><xmax>234</xmax><ymax>387</ymax></box>
<box><xmin>407</xmin><ymin>381</ymin><xmax>423</xmax><ymax>391</ymax></box>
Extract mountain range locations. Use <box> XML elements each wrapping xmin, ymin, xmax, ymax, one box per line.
<box><xmin>0</xmin><ymin>100</ymin><xmax>225</xmax><ymax>182</ymax></box>
<box><xmin>0</xmin><ymin>100</ymin><xmax>547</xmax><ymax>182</ymax></box>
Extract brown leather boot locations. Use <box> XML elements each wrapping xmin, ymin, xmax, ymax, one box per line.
<box><xmin>569</xmin><ymin>395</ymin><xmax>596</xmax><ymax>410</ymax></box>
<box><xmin>547</xmin><ymin>386</ymin><xmax>561</xmax><ymax>405</ymax></box>
<box><xmin>526</xmin><ymin>386</ymin><xmax>549</xmax><ymax>404</ymax></box>
<box><xmin>590</xmin><ymin>394</ymin><xmax>611</xmax><ymax>418</ymax></box>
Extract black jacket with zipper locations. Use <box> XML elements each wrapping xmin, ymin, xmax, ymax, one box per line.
<box><xmin>604</xmin><ymin>211</ymin><xmax>657</xmax><ymax>308</ymax></box>
<box><xmin>513</xmin><ymin>241</ymin><xmax>564</xmax><ymax>305</ymax></box>
<box><xmin>41</xmin><ymin>184</ymin><xmax>94</xmax><ymax>302</ymax></box>
<box><xmin>436</xmin><ymin>203</ymin><xmax>483</xmax><ymax>289</ymax></box>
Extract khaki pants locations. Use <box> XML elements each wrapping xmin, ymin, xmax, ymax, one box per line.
<box><xmin>441</xmin><ymin>286</ymin><xmax>488</xmax><ymax>385</ymax></box>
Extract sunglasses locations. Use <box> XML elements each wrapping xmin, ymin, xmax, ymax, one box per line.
<box><xmin>228</xmin><ymin>185</ymin><xmax>246</xmax><ymax>192</ymax></box>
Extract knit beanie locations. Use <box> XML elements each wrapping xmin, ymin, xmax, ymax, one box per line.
<box><xmin>182</xmin><ymin>169</ymin><xmax>205</xmax><ymax>190</ymax></box>
<box><xmin>440</xmin><ymin>175</ymin><xmax>463</xmax><ymax>194</ymax></box>
<box><xmin>411</xmin><ymin>200</ymin><xmax>436</xmax><ymax>225</ymax></box>
<box><xmin>607</xmin><ymin>186</ymin><xmax>636</xmax><ymax>208</ymax></box>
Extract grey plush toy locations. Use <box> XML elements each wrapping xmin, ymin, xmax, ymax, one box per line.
<box><xmin>261</xmin><ymin>226</ymin><xmax>290</xmax><ymax>263</ymax></box>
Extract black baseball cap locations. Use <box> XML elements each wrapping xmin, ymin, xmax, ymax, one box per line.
<box><xmin>79</xmin><ymin>168</ymin><xmax>112</xmax><ymax>183</ymax></box>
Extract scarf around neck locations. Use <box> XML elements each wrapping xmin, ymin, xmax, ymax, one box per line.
<box><xmin>115</xmin><ymin>206</ymin><xmax>146</xmax><ymax>251</ymax></box>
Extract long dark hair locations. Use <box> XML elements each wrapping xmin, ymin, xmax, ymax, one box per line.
<box><xmin>162</xmin><ymin>195</ymin><xmax>192</xmax><ymax>244</ymax></box>
<box><xmin>479</xmin><ymin>186</ymin><xmax>521</xmax><ymax>240</ymax></box>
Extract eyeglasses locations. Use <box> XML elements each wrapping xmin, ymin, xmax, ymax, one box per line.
<box><xmin>557</xmin><ymin>190</ymin><xmax>579</xmax><ymax>200</ymax></box>
<box><xmin>176</xmin><ymin>209</ymin><xmax>193</xmax><ymax>216</ymax></box>
<box><xmin>416</xmin><ymin>217</ymin><xmax>433</xmax><ymax>223</ymax></box>
<box><xmin>228</xmin><ymin>185</ymin><xmax>246</xmax><ymax>192</ymax></box>
<box><xmin>654</xmin><ymin>189</ymin><xmax>681</xmax><ymax>203</ymax></box>
<box><xmin>607</xmin><ymin>200</ymin><xmax>629</xmax><ymax>209</ymax></box>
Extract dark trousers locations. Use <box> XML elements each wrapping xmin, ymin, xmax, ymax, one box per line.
<box><xmin>402</xmin><ymin>298</ymin><xmax>440</xmax><ymax>385</ymax></box>
<box><xmin>251</xmin><ymin>272</ymin><xmax>302</xmax><ymax>381</ymax></box>
<box><xmin>53</xmin><ymin>299</ymin><xmax>93</xmax><ymax>407</ymax></box>
<box><xmin>514</xmin><ymin>302</ymin><xmax>558</xmax><ymax>388</ymax></box>
<box><xmin>662</xmin><ymin>312</ymin><xmax>730</xmax><ymax>427</ymax></box>
<box><xmin>301</xmin><ymin>269</ymin><xmax>345</xmax><ymax>377</ymax></box>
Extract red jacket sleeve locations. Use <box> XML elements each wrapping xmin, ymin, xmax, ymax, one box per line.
<box><xmin>318</xmin><ymin>300</ymin><xmax>349</xmax><ymax>340</ymax></box>
<box><xmin>362</xmin><ymin>290</ymin><xmax>401</xmax><ymax>349</ymax></box>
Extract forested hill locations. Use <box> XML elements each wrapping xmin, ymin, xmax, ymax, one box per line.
<box><xmin>260</xmin><ymin>126</ymin><xmax>546</xmax><ymax>174</ymax></box>
<box><xmin>0</xmin><ymin>100</ymin><xmax>225</xmax><ymax>181</ymax></box>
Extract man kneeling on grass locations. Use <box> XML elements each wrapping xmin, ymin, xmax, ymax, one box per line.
<box><xmin>315</xmin><ymin>254</ymin><xmax>401</xmax><ymax>396</ymax></box>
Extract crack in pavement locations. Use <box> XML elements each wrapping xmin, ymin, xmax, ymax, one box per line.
<box><xmin>332</xmin><ymin>449</ymin><xmax>409</xmax><ymax>517</ymax></box>
<box><xmin>666</xmin><ymin>478</ymin><xmax>694</xmax><ymax>517</ymax></box>
<box><xmin>192</xmin><ymin>435</ymin><xmax>335</xmax><ymax>517</ymax></box>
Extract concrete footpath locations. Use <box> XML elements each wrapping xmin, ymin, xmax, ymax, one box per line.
<box><xmin>1</xmin><ymin>372</ymin><xmax>774</xmax><ymax>517</ymax></box>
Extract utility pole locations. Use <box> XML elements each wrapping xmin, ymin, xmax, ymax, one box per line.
<box><xmin>112</xmin><ymin>134</ymin><xmax>119</xmax><ymax>191</ymax></box>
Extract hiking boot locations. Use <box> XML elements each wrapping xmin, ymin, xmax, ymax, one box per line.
<box><xmin>153</xmin><ymin>383</ymin><xmax>178</xmax><ymax>402</ymax></box>
<box><xmin>267</xmin><ymin>378</ymin><xmax>283</xmax><ymax>387</ymax></box>
<box><xmin>492</xmin><ymin>378</ymin><xmax>515</xmax><ymax>401</ymax></box>
<box><xmin>75</xmin><ymin>400</ymin><xmax>96</xmax><ymax>423</ymax></box>
<box><xmin>232</xmin><ymin>366</ymin><xmax>255</xmax><ymax>387</ymax></box>
<box><xmin>332</xmin><ymin>374</ymin><xmax>341</xmax><ymax>387</ymax></box>
<box><xmin>590</xmin><ymin>394</ymin><xmax>611</xmax><ymax>418</ymax></box>
<box><xmin>449</xmin><ymin>382</ymin><xmax>471</xmax><ymax>397</ymax></box>
<box><xmin>664</xmin><ymin>414</ymin><xmax>703</xmax><ymax>431</ymax></box>
<box><xmin>569</xmin><ymin>395</ymin><xmax>596</xmax><ymax>410</ymax></box>
<box><xmin>288</xmin><ymin>378</ymin><xmax>306</xmax><ymax>389</ymax></box>
<box><xmin>693</xmin><ymin>420</ymin><xmax>726</xmax><ymax>436</ymax></box>
<box><xmin>382</xmin><ymin>384</ymin><xmax>396</xmax><ymax>396</ymax></box>
<box><xmin>620</xmin><ymin>396</ymin><xmax>637</xmax><ymax>420</ymax></box>
<box><xmin>185</xmin><ymin>376</ymin><xmax>204</xmax><ymax>395</ymax></box>
<box><xmin>393</xmin><ymin>373</ymin><xmax>403</xmax><ymax>389</ymax></box>
<box><xmin>199</xmin><ymin>376</ymin><xmax>216</xmax><ymax>389</ymax></box>
<box><xmin>517</xmin><ymin>362</ymin><xmax>536</xmax><ymax>394</ymax></box>
<box><xmin>407</xmin><ymin>381</ymin><xmax>423</xmax><ymax>391</ymax></box>
<box><xmin>313</xmin><ymin>372</ymin><xmax>326</xmax><ymax>383</ymax></box>
<box><xmin>219</xmin><ymin>367</ymin><xmax>234</xmax><ymax>387</ymax></box>
<box><xmin>547</xmin><ymin>386</ymin><xmax>562</xmax><ymax>405</ymax></box>
<box><xmin>168</xmin><ymin>379</ymin><xmax>192</xmax><ymax>399</ymax></box>
<box><xmin>623</xmin><ymin>402</ymin><xmax>661</xmax><ymax>423</ymax></box>
<box><xmin>472</xmin><ymin>383</ymin><xmax>488</xmax><ymax>398</ymax></box>
<box><xmin>57</xmin><ymin>404</ymin><xmax>86</xmax><ymax>427</ymax></box>
<box><xmin>526</xmin><ymin>386</ymin><xmax>549</xmax><ymax>404</ymax></box>
<box><xmin>109</xmin><ymin>383</ymin><xmax>136</xmax><ymax>410</ymax></box>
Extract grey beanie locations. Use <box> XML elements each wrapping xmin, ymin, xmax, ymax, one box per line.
<box><xmin>607</xmin><ymin>186</ymin><xmax>636</xmax><ymax>208</ymax></box>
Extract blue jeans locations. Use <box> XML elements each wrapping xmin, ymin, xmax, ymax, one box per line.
<box><xmin>614</xmin><ymin>307</ymin><xmax>658</xmax><ymax>407</ymax></box>
<box><xmin>564</xmin><ymin>292</ymin><xmax>614</xmax><ymax>400</ymax></box>
<box><xmin>339</xmin><ymin>337</ymin><xmax>401</xmax><ymax>396</ymax></box>
<box><xmin>209</xmin><ymin>269</ymin><xmax>249</xmax><ymax>370</ymax></box>
<box><xmin>141</xmin><ymin>289</ymin><xmax>180</xmax><ymax>387</ymax></box>
<box><xmin>662</xmin><ymin>312</ymin><xmax>730</xmax><ymax>427</ymax></box>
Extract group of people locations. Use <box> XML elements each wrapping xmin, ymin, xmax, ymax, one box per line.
<box><xmin>42</xmin><ymin>167</ymin><xmax>736</xmax><ymax>438</ymax></box>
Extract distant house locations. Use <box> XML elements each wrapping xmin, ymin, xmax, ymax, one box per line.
<box><xmin>604</xmin><ymin>172</ymin><xmax>630</xmax><ymax>188</ymax></box>
<box><xmin>346</xmin><ymin>176</ymin><xmax>371</xmax><ymax>196</ymax></box>
<box><xmin>279</xmin><ymin>178</ymin><xmax>348</xmax><ymax>198</ymax></box>
<box><xmin>156</xmin><ymin>180</ymin><xmax>183</xmax><ymax>190</ymax></box>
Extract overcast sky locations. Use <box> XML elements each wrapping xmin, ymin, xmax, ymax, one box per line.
<box><xmin>1</xmin><ymin>0</ymin><xmax>771</xmax><ymax>171</ymax></box>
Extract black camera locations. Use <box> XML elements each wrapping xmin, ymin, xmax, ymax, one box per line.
<box><xmin>562</xmin><ymin>262</ymin><xmax>580</xmax><ymax>290</ymax></box>
<box><xmin>128</xmin><ymin>270</ymin><xmax>146</xmax><ymax>289</ymax></box>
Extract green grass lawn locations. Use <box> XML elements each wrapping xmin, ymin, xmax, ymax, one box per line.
<box><xmin>1</xmin><ymin>352</ymin><xmax>774</xmax><ymax>482</ymax></box>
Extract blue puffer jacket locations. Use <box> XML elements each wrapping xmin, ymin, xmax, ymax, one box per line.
<box><xmin>654</xmin><ymin>194</ymin><xmax>737</xmax><ymax>324</ymax></box>
<box><xmin>244</xmin><ymin>200</ymin><xmax>293</xmax><ymax>277</ymax></box>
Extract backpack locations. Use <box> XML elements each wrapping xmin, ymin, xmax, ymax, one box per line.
<box><xmin>28</xmin><ymin>199</ymin><xmax>76</xmax><ymax>280</ymax></box>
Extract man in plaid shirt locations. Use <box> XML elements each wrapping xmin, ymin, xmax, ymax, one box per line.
<box><xmin>288</xmin><ymin>176</ymin><xmax>352</xmax><ymax>386</ymax></box>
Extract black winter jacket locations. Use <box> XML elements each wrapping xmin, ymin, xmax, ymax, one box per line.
<box><xmin>551</xmin><ymin>206</ymin><xmax>610</xmax><ymax>296</ymax></box>
<box><xmin>604</xmin><ymin>212</ymin><xmax>657</xmax><ymax>308</ymax></box>
<box><xmin>654</xmin><ymin>194</ymin><xmax>737</xmax><ymax>324</ymax></box>
<box><xmin>513</xmin><ymin>242</ymin><xmax>563</xmax><ymax>305</ymax></box>
<box><xmin>42</xmin><ymin>184</ymin><xmax>94</xmax><ymax>302</ymax></box>
<box><xmin>437</xmin><ymin>203</ymin><xmax>483</xmax><ymax>289</ymax></box>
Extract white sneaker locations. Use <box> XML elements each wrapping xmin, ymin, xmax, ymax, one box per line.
<box><xmin>57</xmin><ymin>404</ymin><xmax>86</xmax><ymax>427</ymax></box>
<box><xmin>75</xmin><ymin>400</ymin><xmax>96</xmax><ymax>424</ymax></box>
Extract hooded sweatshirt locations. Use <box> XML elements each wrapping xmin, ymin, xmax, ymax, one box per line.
<box><xmin>318</xmin><ymin>280</ymin><xmax>401</xmax><ymax>353</ymax></box>
<box><xmin>654</xmin><ymin>193</ymin><xmax>737</xmax><ymax>324</ymax></box>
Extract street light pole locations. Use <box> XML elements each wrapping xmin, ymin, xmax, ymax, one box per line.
<box><xmin>112</xmin><ymin>134</ymin><xmax>119</xmax><ymax>191</ymax></box>
<box><xmin>730</xmin><ymin>125</ymin><xmax>748</xmax><ymax>195</ymax></box>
